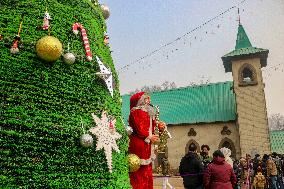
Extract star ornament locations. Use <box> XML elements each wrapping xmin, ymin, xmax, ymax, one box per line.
<box><xmin>95</xmin><ymin>56</ymin><xmax>114</xmax><ymax>97</ymax></box>
<box><xmin>89</xmin><ymin>111</ymin><xmax>121</xmax><ymax>173</ymax></box>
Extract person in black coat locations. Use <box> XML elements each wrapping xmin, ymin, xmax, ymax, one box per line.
<box><xmin>179</xmin><ymin>144</ymin><xmax>204</xmax><ymax>189</ymax></box>
<box><xmin>253</xmin><ymin>154</ymin><xmax>261</xmax><ymax>176</ymax></box>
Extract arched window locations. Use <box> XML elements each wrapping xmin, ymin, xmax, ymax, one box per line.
<box><xmin>185</xmin><ymin>139</ymin><xmax>200</xmax><ymax>155</ymax></box>
<box><xmin>242</xmin><ymin>67</ymin><xmax>253</xmax><ymax>82</ymax></box>
<box><xmin>238</xmin><ymin>63</ymin><xmax>257</xmax><ymax>86</ymax></box>
<box><xmin>219</xmin><ymin>137</ymin><xmax>236</xmax><ymax>159</ymax></box>
<box><xmin>222</xmin><ymin>141</ymin><xmax>232</xmax><ymax>149</ymax></box>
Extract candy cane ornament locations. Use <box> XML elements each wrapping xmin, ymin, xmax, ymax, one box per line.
<box><xmin>11</xmin><ymin>14</ymin><xmax>24</xmax><ymax>54</ymax></box>
<box><xmin>72</xmin><ymin>23</ymin><xmax>92</xmax><ymax>61</ymax></box>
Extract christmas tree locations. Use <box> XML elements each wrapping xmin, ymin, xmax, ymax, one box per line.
<box><xmin>0</xmin><ymin>0</ymin><xmax>131</xmax><ymax>188</ymax></box>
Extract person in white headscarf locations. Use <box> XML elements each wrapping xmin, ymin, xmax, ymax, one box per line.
<box><xmin>220</xmin><ymin>147</ymin><xmax>233</xmax><ymax>168</ymax></box>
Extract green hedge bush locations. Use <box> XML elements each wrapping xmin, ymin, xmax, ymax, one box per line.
<box><xmin>0</xmin><ymin>0</ymin><xmax>131</xmax><ymax>188</ymax></box>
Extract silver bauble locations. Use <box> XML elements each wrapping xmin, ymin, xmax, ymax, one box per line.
<box><xmin>63</xmin><ymin>52</ymin><xmax>76</xmax><ymax>65</ymax></box>
<box><xmin>100</xmin><ymin>4</ymin><xmax>110</xmax><ymax>19</ymax></box>
<box><xmin>80</xmin><ymin>134</ymin><xmax>93</xmax><ymax>147</ymax></box>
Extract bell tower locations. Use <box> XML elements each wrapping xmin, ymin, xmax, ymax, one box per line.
<box><xmin>221</xmin><ymin>24</ymin><xmax>271</xmax><ymax>156</ymax></box>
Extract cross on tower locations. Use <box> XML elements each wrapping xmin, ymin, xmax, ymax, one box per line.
<box><xmin>236</xmin><ymin>7</ymin><xmax>241</xmax><ymax>25</ymax></box>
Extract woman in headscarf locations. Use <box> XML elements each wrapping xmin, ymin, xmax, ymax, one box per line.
<box><xmin>220</xmin><ymin>147</ymin><xmax>234</xmax><ymax>168</ymax></box>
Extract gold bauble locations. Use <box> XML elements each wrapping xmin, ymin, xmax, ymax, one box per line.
<box><xmin>128</xmin><ymin>154</ymin><xmax>141</xmax><ymax>172</ymax></box>
<box><xmin>36</xmin><ymin>36</ymin><xmax>63</xmax><ymax>62</ymax></box>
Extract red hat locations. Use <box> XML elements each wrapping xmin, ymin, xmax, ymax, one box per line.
<box><xmin>130</xmin><ymin>92</ymin><xmax>146</xmax><ymax>110</ymax></box>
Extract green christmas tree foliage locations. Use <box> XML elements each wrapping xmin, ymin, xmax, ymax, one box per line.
<box><xmin>0</xmin><ymin>0</ymin><xmax>131</xmax><ymax>188</ymax></box>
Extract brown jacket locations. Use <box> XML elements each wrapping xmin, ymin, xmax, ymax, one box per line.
<box><xmin>253</xmin><ymin>172</ymin><xmax>266</xmax><ymax>188</ymax></box>
<box><xmin>266</xmin><ymin>159</ymin><xmax>277</xmax><ymax>176</ymax></box>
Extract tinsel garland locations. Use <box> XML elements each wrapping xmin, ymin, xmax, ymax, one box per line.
<box><xmin>0</xmin><ymin>0</ymin><xmax>131</xmax><ymax>188</ymax></box>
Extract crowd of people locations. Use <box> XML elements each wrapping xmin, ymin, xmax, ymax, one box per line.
<box><xmin>179</xmin><ymin>144</ymin><xmax>284</xmax><ymax>189</ymax></box>
<box><xmin>126</xmin><ymin>91</ymin><xmax>283</xmax><ymax>189</ymax></box>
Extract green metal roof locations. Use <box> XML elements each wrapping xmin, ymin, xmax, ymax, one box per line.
<box><xmin>235</xmin><ymin>24</ymin><xmax>252</xmax><ymax>50</ymax></box>
<box><xmin>270</xmin><ymin>130</ymin><xmax>284</xmax><ymax>154</ymax></box>
<box><xmin>122</xmin><ymin>81</ymin><xmax>237</xmax><ymax>125</ymax></box>
<box><xmin>222</xmin><ymin>24</ymin><xmax>269</xmax><ymax>72</ymax></box>
<box><xmin>223</xmin><ymin>47</ymin><xmax>268</xmax><ymax>58</ymax></box>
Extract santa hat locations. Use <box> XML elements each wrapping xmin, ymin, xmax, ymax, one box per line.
<box><xmin>130</xmin><ymin>92</ymin><xmax>149</xmax><ymax>110</ymax></box>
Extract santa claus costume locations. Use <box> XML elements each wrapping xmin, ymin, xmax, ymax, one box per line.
<box><xmin>128</xmin><ymin>92</ymin><xmax>156</xmax><ymax>189</ymax></box>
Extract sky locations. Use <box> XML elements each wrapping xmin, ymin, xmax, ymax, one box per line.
<box><xmin>101</xmin><ymin>0</ymin><xmax>284</xmax><ymax>116</ymax></box>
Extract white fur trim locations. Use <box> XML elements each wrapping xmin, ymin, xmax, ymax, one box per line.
<box><xmin>86</xmin><ymin>56</ymin><xmax>92</xmax><ymax>61</ymax></box>
<box><xmin>73</xmin><ymin>30</ymin><xmax>79</xmax><ymax>35</ymax></box>
<box><xmin>136</xmin><ymin>94</ymin><xmax>149</xmax><ymax>107</ymax></box>
<box><xmin>144</xmin><ymin>136</ymin><xmax>151</xmax><ymax>144</ymax></box>
<box><xmin>140</xmin><ymin>158</ymin><xmax>152</xmax><ymax>165</ymax></box>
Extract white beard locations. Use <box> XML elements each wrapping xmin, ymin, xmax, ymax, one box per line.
<box><xmin>144</xmin><ymin>104</ymin><xmax>156</xmax><ymax>118</ymax></box>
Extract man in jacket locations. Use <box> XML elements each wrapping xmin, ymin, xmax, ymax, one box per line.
<box><xmin>179</xmin><ymin>144</ymin><xmax>204</xmax><ymax>189</ymax></box>
<box><xmin>200</xmin><ymin>144</ymin><xmax>213</xmax><ymax>169</ymax></box>
<box><xmin>265</xmin><ymin>154</ymin><xmax>278</xmax><ymax>189</ymax></box>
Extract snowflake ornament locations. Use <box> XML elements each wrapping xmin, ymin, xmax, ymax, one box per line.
<box><xmin>95</xmin><ymin>56</ymin><xmax>114</xmax><ymax>97</ymax></box>
<box><xmin>89</xmin><ymin>111</ymin><xmax>121</xmax><ymax>173</ymax></box>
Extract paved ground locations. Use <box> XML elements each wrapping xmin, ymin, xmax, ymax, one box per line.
<box><xmin>153</xmin><ymin>175</ymin><xmax>184</xmax><ymax>189</ymax></box>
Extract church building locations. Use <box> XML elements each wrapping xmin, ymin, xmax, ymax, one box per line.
<box><xmin>122</xmin><ymin>23</ymin><xmax>272</xmax><ymax>170</ymax></box>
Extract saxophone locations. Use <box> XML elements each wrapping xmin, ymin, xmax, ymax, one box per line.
<box><xmin>154</xmin><ymin>105</ymin><xmax>160</xmax><ymax>137</ymax></box>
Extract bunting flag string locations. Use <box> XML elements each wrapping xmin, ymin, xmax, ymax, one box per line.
<box><xmin>263</xmin><ymin>63</ymin><xmax>284</xmax><ymax>79</ymax></box>
<box><xmin>118</xmin><ymin>0</ymin><xmax>248</xmax><ymax>73</ymax></box>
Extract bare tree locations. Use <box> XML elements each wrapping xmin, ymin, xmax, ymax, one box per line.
<box><xmin>128</xmin><ymin>77</ymin><xmax>210</xmax><ymax>94</ymax></box>
<box><xmin>186</xmin><ymin>76</ymin><xmax>211</xmax><ymax>87</ymax></box>
<box><xmin>268</xmin><ymin>113</ymin><xmax>284</xmax><ymax>131</ymax></box>
<box><xmin>169</xmin><ymin>82</ymin><xmax>177</xmax><ymax>89</ymax></box>
<box><xmin>150</xmin><ymin>85</ymin><xmax>162</xmax><ymax>92</ymax></box>
<box><xmin>161</xmin><ymin>81</ymin><xmax>170</xmax><ymax>90</ymax></box>
<box><xmin>129</xmin><ymin>81</ymin><xmax>177</xmax><ymax>94</ymax></box>
<box><xmin>140</xmin><ymin>85</ymin><xmax>151</xmax><ymax>93</ymax></box>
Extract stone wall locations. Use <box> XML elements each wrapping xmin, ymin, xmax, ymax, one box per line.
<box><xmin>231</xmin><ymin>57</ymin><xmax>271</xmax><ymax>156</ymax></box>
<box><xmin>165</xmin><ymin>122</ymin><xmax>240</xmax><ymax>170</ymax></box>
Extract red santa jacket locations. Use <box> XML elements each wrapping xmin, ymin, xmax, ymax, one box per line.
<box><xmin>128</xmin><ymin>108</ymin><xmax>155</xmax><ymax>161</ymax></box>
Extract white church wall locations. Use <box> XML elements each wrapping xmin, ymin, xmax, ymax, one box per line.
<box><xmin>166</xmin><ymin>122</ymin><xmax>240</xmax><ymax>170</ymax></box>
